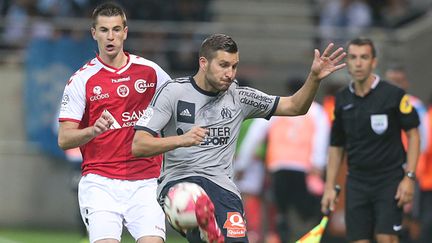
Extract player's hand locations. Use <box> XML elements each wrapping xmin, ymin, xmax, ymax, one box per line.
<box><xmin>311</xmin><ymin>43</ymin><xmax>346</xmax><ymax>81</ymax></box>
<box><xmin>92</xmin><ymin>111</ymin><xmax>114</xmax><ymax>136</ymax></box>
<box><xmin>180</xmin><ymin>126</ymin><xmax>208</xmax><ymax>147</ymax></box>
<box><xmin>321</xmin><ymin>185</ymin><xmax>339</xmax><ymax>215</ymax></box>
<box><xmin>395</xmin><ymin>177</ymin><xmax>415</xmax><ymax>207</ymax></box>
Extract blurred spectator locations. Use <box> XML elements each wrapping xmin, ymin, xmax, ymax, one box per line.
<box><xmin>318</xmin><ymin>0</ymin><xmax>372</xmax><ymax>48</ymax></box>
<box><xmin>2</xmin><ymin>0</ymin><xmax>38</xmax><ymax>46</ymax></box>
<box><xmin>385</xmin><ymin>65</ymin><xmax>429</xmax><ymax>243</ymax></box>
<box><xmin>236</xmin><ymin>78</ymin><xmax>329</xmax><ymax>243</ymax></box>
<box><xmin>418</xmin><ymin>97</ymin><xmax>432</xmax><ymax>243</ymax></box>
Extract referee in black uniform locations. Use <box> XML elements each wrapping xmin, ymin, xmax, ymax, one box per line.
<box><xmin>321</xmin><ymin>38</ymin><xmax>420</xmax><ymax>243</ymax></box>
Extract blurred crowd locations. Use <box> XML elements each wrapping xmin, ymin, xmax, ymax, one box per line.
<box><xmin>0</xmin><ymin>0</ymin><xmax>213</xmax><ymax>73</ymax></box>
<box><xmin>315</xmin><ymin>0</ymin><xmax>429</xmax><ymax>48</ymax></box>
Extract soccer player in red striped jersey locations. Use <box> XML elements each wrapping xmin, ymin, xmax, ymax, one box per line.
<box><xmin>57</xmin><ymin>3</ymin><xmax>171</xmax><ymax>243</ymax></box>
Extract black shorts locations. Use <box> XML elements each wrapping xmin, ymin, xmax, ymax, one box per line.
<box><xmin>159</xmin><ymin>176</ymin><xmax>248</xmax><ymax>243</ymax></box>
<box><xmin>272</xmin><ymin>170</ymin><xmax>321</xmax><ymax>220</ymax></box>
<box><xmin>345</xmin><ymin>174</ymin><xmax>403</xmax><ymax>241</ymax></box>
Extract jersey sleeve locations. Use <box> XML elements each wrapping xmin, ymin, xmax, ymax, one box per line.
<box><xmin>155</xmin><ymin>65</ymin><xmax>171</xmax><ymax>90</ymax></box>
<box><xmin>397</xmin><ymin>90</ymin><xmax>420</xmax><ymax>131</ymax></box>
<box><xmin>237</xmin><ymin>87</ymin><xmax>279</xmax><ymax>120</ymax></box>
<box><xmin>135</xmin><ymin>82</ymin><xmax>174</xmax><ymax>136</ymax></box>
<box><xmin>58</xmin><ymin>75</ymin><xmax>86</xmax><ymax>123</ymax></box>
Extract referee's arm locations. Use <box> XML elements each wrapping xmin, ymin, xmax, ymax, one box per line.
<box><xmin>321</xmin><ymin>146</ymin><xmax>344</xmax><ymax>214</ymax></box>
<box><xmin>395</xmin><ymin>127</ymin><xmax>420</xmax><ymax>207</ymax></box>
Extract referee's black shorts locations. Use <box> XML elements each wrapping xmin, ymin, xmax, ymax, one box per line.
<box><xmin>346</xmin><ymin>173</ymin><xmax>403</xmax><ymax>241</ymax></box>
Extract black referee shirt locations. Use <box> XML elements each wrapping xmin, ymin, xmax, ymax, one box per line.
<box><xmin>330</xmin><ymin>77</ymin><xmax>419</xmax><ymax>179</ymax></box>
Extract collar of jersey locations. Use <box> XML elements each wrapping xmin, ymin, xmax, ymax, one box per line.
<box><xmin>349</xmin><ymin>74</ymin><xmax>380</xmax><ymax>94</ymax></box>
<box><xmin>190</xmin><ymin>76</ymin><xmax>219</xmax><ymax>97</ymax></box>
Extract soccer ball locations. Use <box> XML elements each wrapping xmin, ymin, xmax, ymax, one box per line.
<box><xmin>164</xmin><ymin>182</ymin><xmax>207</xmax><ymax>231</ymax></box>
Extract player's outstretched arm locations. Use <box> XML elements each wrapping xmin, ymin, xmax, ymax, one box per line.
<box><xmin>132</xmin><ymin>126</ymin><xmax>208</xmax><ymax>157</ymax></box>
<box><xmin>274</xmin><ymin>43</ymin><xmax>346</xmax><ymax>116</ymax></box>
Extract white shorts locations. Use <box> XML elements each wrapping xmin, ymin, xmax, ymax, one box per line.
<box><xmin>78</xmin><ymin>174</ymin><xmax>166</xmax><ymax>243</ymax></box>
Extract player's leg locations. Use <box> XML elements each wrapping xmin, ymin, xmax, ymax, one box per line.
<box><xmin>124</xmin><ymin>178</ymin><xmax>165</xmax><ymax>243</ymax></box>
<box><xmin>194</xmin><ymin>177</ymin><xmax>247</xmax><ymax>243</ymax></box>
<box><xmin>374</xmin><ymin>176</ymin><xmax>403</xmax><ymax>243</ymax></box>
<box><xmin>271</xmin><ymin>170</ymin><xmax>292</xmax><ymax>243</ymax></box>
<box><xmin>345</xmin><ymin>177</ymin><xmax>374</xmax><ymax>242</ymax></box>
<box><xmin>78</xmin><ymin>174</ymin><xmax>124</xmax><ymax>243</ymax></box>
<box><xmin>158</xmin><ymin>178</ymin><xmax>223</xmax><ymax>243</ymax></box>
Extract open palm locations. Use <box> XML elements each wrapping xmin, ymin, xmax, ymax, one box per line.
<box><xmin>311</xmin><ymin>43</ymin><xmax>346</xmax><ymax>80</ymax></box>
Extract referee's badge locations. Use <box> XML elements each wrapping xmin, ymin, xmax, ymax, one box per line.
<box><xmin>370</xmin><ymin>114</ymin><xmax>388</xmax><ymax>135</ymax></box>
<box><xmin>399</xmin><ymin>95</ymin><xmax>413</xmax><ymax>114</ymax></box>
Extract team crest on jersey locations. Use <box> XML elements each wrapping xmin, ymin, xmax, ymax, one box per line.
<box><xmin>399</xmin><ymin>95</ymin><xmax>413</xmax><ymax>114</ymax></box>
<box><xmin>135</xmin><ymin>79</ymin><xmax>155</xmax><ymax>93</ymax></box>
<box><xmin>223</xmin><ymin>212</ymin><xmax>246</xmax><ymax>238</ymax></box>
<box><xmin>370</xmin><ymin>114</ymin><xmax>388</xmax><ymax>135</ymax></box>
<box><xmin>177</xmin><ymin>100</ymin><xmax>195</xmax><ymax>123</ymax></box>
<box><xmin>117</xmin><ymin>84</ymin><xmax>129</xmax><ymax>97</ymax></box>
<box><xmin>221</xmin><ymin>107</ymin><xmax>232</xmax><ymax>119</ymax></box>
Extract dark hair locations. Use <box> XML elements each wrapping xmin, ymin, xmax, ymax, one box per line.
<box><xmin>347</xmin><ymin>37</ymin><xmax>376</xmax><ymax>58</ymax></box>
<box><xmin>92</xmin><ymin>2</ymin><xmax>127</xmax><ymax>28</ymax></box>
<box><xmin>199</xmin><ymin>34</ymin><xmax>238</xmax><ymax>61</ymax></box>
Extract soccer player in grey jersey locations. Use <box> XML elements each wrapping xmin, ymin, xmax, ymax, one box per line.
<box><xmin>132</xmin><ymin>34</ymin><xmax>346</xmax><ymax>243</ymax></box>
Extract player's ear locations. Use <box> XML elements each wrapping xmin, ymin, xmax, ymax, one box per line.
<box><xmin>123</xmin><ymin>26</ymin><xmax>128</xmax><ymax>40</ymax></box>
<box><xmin>91</xmin><ymin>27</ymin><xmax>96</xmax><ymax>40</ymax></box>
<box><xmin>199</xmin><ymin>56</ymin><xmax>208</xmax><ymax>70</ymax></box>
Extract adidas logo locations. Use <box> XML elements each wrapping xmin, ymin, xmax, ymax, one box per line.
<box><xmin>180</xmin><ymin>109</ymin><xmax>192</xmax><ymax>117</ymax></box>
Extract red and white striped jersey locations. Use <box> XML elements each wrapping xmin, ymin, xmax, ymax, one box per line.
<box><xmin>59</xmin><ymin>53</ymin><xmax>171</xmax><ymax>180</ymax></box>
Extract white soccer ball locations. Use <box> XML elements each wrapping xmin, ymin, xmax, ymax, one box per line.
<box><xmin>164</xmin><ymin>182</ymin><xmax>207</xmax><ymax>231</ymax></box>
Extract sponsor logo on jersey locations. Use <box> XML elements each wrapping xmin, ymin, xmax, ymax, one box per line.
<box><xmin>200</xmin><ymin>127</ymin><xmax>231</xmax><ymax>146</ymax></box>
<box><xmin>90</xmin><ymin>86</ymin><xmax>109</xmax><ymax>101</ymax></box>
<box><xmin>399</xmin><ymin>94</ymin><xmax>413</xmax><ymax>114</ymax></box>
<box><xmin>370</xmin><ymin>114</ymin><xmax>388</xmax><ymax>135</ymax></box>
<box><xmin>121</xmin><ymin>109</ymin><xmax>150</xmax><ymax>127</ymax></box>
<box><xmin>180</xmin><ymin>109</ymin><xmax>192</xmax><ymax>117</ymax></box>
<box><xmin>223</xmin><ymin>212</ymin><xmax>246</xmax><ymax>238</ymax></box>
<box><xmin>93</xmin><ymin>86</ymin><xmax>102</xmax><ymax>95</ymax></box>
<box><xmin>111</xmin><ymin>76</ymin><xmax>130</xmax><ymax>83</ymax></box>
<box><xmin>238</xmin><ymin>91</ymin><xmax>272</xmax><ymax>111</ymax></box>
<box><xmin>135</xmin><ymin>79</ymin><xmax>154</xmax><ymax>93</ymax></box>
<box><xmin>177</xmin><ymin>100</ymin><xmax>195</xmax><ymax>123</ymax></box>
<box><xmin>117</xmin><ymin>84</ymin><xmax>129</xmax><ymax>97</ymax></box>
<box><xmin>104</xmin><ymin>109</ymin><xmax>121</xmax><ymax>129</ymax></box>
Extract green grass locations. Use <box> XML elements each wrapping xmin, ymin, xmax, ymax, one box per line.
<box><xmin>0</xmin><ymin>229</ymin><xmax>187</xmax><ymax>243</ymax></box>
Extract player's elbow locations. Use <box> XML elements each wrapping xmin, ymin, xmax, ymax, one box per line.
<box><xmin>58</xmin><ymin>136</ymin><xmax>71</xmax><ymax>150</ymax></box>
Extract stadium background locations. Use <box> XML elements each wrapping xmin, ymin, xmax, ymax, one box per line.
<box><xmin>0</xmin><ymin>0</ymin><xmax>432</xmax><ymax>242</ymax></box>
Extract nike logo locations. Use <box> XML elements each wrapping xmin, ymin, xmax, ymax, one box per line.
<box><xmin>393</xmin><ymin>225</ymin><xmax>402</xmax><ymax>231</ymax></box>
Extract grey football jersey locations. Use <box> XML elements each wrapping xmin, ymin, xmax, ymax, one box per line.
<box><xmin>135</xmin><ymin>76</ymin><xmax>279</xmax><ymax>198</ymax></box>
